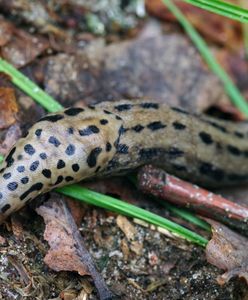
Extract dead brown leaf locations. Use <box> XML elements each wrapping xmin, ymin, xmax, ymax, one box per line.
<box><xmin>36</xmin><ymin>194</ymin><xmax>114</xmax><ymax>300</ymax></box>
<box><xmin>146</xmin><ymin>0</ymin><xmax>242</xmax><ymax>50</ymax></box>
<box><xmin>1</xmin><ymin>21</ymin><xmax>49</xmax><ymax>68</ymax></box>
<box><xmin>116</xmin><ymin>215</ymin><xmax>137</xmax><ymax>241</ymax></box>
<box><xmin>206</xmin><ymin>220</ymin><xmax>248</xmax><ymax>285</ymax></box>
<box><xmin>35</xmin><ymin>196</ymin><xmax>89</xmax><ymax>276</ymax></box>
<box><xmin>0</xmin><ymin>87</ymin><xmax>18</xmax><ymax>129</ymax></box>
<box><xmin>0</xmin><ymin>18</ymin><xmax>13</xmax><ymax>46</ymax></box>
<box><xmin>0</xmin><ymin>124</ymin><xmax>22</xmax><ymax>157</ymax></box>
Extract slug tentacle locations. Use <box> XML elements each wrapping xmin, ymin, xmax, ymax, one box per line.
<box><xmin>1</xmin><ymin>99</ymin><xmax>248</xmax><ymax>223</ymax></box>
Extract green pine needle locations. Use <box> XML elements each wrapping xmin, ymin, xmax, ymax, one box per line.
<box><xmin>182</xmin><ymin>0</ymin><xmax>248</xmax><ymax>22</ymax></box>
<box><xmin>0</xmin><ymin>58</ymin><xmax>63</xmax><ymax>113</ymax></box>
<box><xmin>162</xmin><ymin>0</ymin><xmax>248</xmax><ymax>117</ymax></box>
<box><xmin>58</xmin><ymin>185</ymin><xmax>208</xmax><ymax>247</ymax></box>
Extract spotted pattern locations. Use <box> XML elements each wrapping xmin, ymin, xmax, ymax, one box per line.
<box><xmin>1</xmin><ymin>100</ymin><xmax>248</xmax><ymax>223</ymax></box>
<box><xmin>24</xmin><ymin>144</ymin><xmax>35</xmax><ymax>156</ymax></box>
<box><xmin>199</xmin><ymin>131</ymin><xmax>213</xmax><ymax>145</ymax></box>
<box><xmin>87</xmin><ymin>147</ymin><xmax>102</xmax><ymax>168</ymax></box>
<box><xmin>79</xmin><ymin>125</ymin><xmax>100</xmax><ymax>136</ymax></box>
<box><xmin>49</xmin><ymin>136</ymin><xmax>61</xmax><ymax>147</ymax></box>
<box><xmin>172</xmin><ymin>122</ymin><xmax>186</xmax><ymax>130</ymax></box>
<box><xmin>64</xmin><ymin>107</ymin><xmax>84</xmax><ymax>116</ymax></box>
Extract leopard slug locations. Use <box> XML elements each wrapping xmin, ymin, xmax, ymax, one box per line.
<box><xmin>1</xmin><ymin>99</ymin><xmax>248</xmax><ymax>223</ymax></box>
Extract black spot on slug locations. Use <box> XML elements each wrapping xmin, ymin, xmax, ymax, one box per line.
<box><xmin>147</xmin><ymin>121</ymin><xmax>166</xmax><ymax>131</ymax></box>
<box><xmin>234</xmin><ymin>131</ymin><xmax>244</xmax><ymax>138</ymax></box>
<box><xmin>64</xmin><ymin>107</ymin><xmax>84</xmax><ymax>116</ymax></box>
<box><xmin>114</xmin><ymin>104</ymin><xmax>132</xmax><ymax>112</ymax></box>
<box><xmin>39</xmin><ymin>153</ymin><xmax>47</xmax><ymax>160</ymax></box>
<box><xmin>227</xmin><ymin>145</ymin><xmax>241</xmax><ymax>156</ymax></box>
<box><xmin>199</xmin><ymin>131</ymin><xmax>213</xmax><ymax>145</ymax></box>
<box><xmin>49</xmin><ymin>136</ymin><xmax>61</xmax><ymax>147</ymax></box>
<box><xmin>95</xmin><ymin>166</ymin><xmax>101</xmax><ymax>173</ymax></box>
<box><xmin>30</xmin><ymin>160</ymin><xmax>39</xmax><ymax>171</ymax></box>
<box><xmin>72</xmin><ymin>164</ymin><xmax>80</xmax><ymax>172</ymax></box>
<box><xmin>140</xmin><ymin>103</ymin><xmax>159</xmax><ymax>109</ymax></box>
<box><xmin>132</xmin><ymin>124</ymin><xmax>144</xmax><ymax>132</ymax></box>
<box><xmin>104</xmin><ymin>110</ymin><xmax>112</xmax><ymax>115</ymax></box>
<box><xmin>79</xmin><ymin>125</ymin><xmax>100</xmax><ymax>136</ymax></box>
<box><xmin>204</xmin><ymin>120</ymin><xmax>228</xmax><ymax>133</ymax></box>
<box><xmin>42</xmin><ymin>169</ymin><xmax>52</xmax><ymax>178</ymax></box>
<box><xmin>65</xmin><ymin>144</ymin><xmax>75</xmax><ymax>156</ymax></box>
<box><xmin>115</xmin><ymin>115</ymin><xmax>122</xmax><ymax>120</ymax></box>
<box><xmin>21</xmin><ymin>177</ymin><xmax>29</xmax><ymax>184</ymax></box>
<box><xmin>88</xmin><ymin>105</ymin><xmax>95</xmax><ymax>110</ymax></box>
<box><xmin>65</xmin><ymin>176</ymin><xmax>74</xmax><ymax>182</ymax></box>
<box><xmin>17</xmin><ymin>166</ymin><xmax>25</xmax><ymax>173</ymax></box>
<box><xmin>7</xmin><ymin>181</ymin><xmax>18</xmax><ymax>191</ymax></box>
<box><xmin>106</xmin><ymin>142</ymin><xmax>112</xmax><ymax>152</ymax></box>
<box><xmin>117</xmin><ymin>144</ymin><xmax>129</xmax><ymax>154</ymax></box>
<box><xmin>67</xmin><ymin>127</ymin><xmax>74</xmax><ymax>134</ymax></box>
<box><xmin>57</xmin><ymin>159</ymin><xmax>66</xmax><ymax>169</ymax></box>
<box><xmin>167</xmin><ymin>147</ymin><xmax>184</xmax><ymax>159</ymax></box>
<box><xmin>139</xmin><ymin>148</ymin><xmax>162</xmax><ymax>160</ymax></box>
<box><xmin>17</xmin><ymin>155</ymin><xmax>23</xmax><ymax>160</ymax></box>
<box><xmin>3</xmin><ymin>173</ymin><xmax>11</xmax><ymax>180</ymax></box>
<box><xmin>100</xmin><ymin>119</ymin><xmax>108</xmax><ymax>125</ymax></box>
<box><xmin>1</xmin><ymin>204</ymin><xmax>11</xmax><ymax>213</ymax></box>
<box><xmin>199</xmin><ymin>162</ymin><xmax>225</xmax><ymax>181</ymax></box>
<box><xmin>171</xmin><ymin>107</ymin><xmax>189</xmax><ymax>115</ymax></box>
<box><xmin>0</xmin><ymin>192</ymin><xmax>2</xmax><ymax>199</ymax></box>
<box><xmin>5</xmin><ymin>147</ymin><xmax>16</xmax><ymax>167</ymax></box>
<box><xmin>38</xmin><ymin>114</ymin><xmax>64</xmax><ymax>123</ymax></box>
<box><xmin>24</xmin><ymin>144</ymin><xmax>35</xmax><ymax>156</ymax></box>
<box><xmin>172</xmin><ymin>122</ymin><xmax>186</xmax><ymax>130</ymax></box>
<box><xmin>87</xmin><ymin>147</ymin><xmax>102</xmax><ymax>168</ymax></box>
<box><xmin>20</xmin><ymin>182</ymin><xmax>43</xmax><ymax>200</ymax></box>
<box><xmin>35</xmin><ymin>129</ymin><xmax>42</xmax><ymax>137</ymax></box>
<box><xmin>106</xmin><ymin>159</ymin><xmax>119</xmax><ymax>172</ymax></box>
<box><xmin>54</xmin><ymin>176</ymin><xmax>63</xmax><ymax>185</ymax></box>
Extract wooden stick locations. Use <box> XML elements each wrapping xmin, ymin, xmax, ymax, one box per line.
<box><xmin>138</xmin><ymin>165</ymin><xmax>248</xmax><ymax>232</ymax></box>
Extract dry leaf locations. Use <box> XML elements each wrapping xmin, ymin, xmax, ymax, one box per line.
<box><xmin>0</xmin><ymin>87</ymin><xmax>18</xmax><ymax>129</ymax></box>
<box><xmin>36</xmin><ymin>194</ymin><xmax>114</xmax><ymax>300</ymax></box>
<box><xmin>1</xmin><ymin>22</ymin><xmax>49</xmax><ymax>68</ymax></box>
<box><xmin>0</xmin><ymin>18</ymin><xmax>13</xmax><ymax>46</ymax></box>
<box><xmin>206</xmin><ymin>220</ymin><xmax>248</xmax><ymax>285</ymax></box>
<box><xmin>36</xmin><ymin>196</ymin><xmax>89</xmax><ymax>276</ymax></box>
<box><xmin>146</xmin><ymin>0</ymin><xmax>242</xmax><ymax>50</ymax></box>
<box><xmin>116</xmin><ymin>215</ymin><xmax>137</xmax><ymax>241</ymax></box>
<box><xmin>0</xmin><ymin>124</ymin><xmax>22</xmax><ymax>156</ymax></box>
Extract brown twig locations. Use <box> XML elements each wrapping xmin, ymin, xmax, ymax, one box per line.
<box><xmin>138</xmin><ymin>165</ymin><xmax>248</xmax><ymax>232</ymax></box>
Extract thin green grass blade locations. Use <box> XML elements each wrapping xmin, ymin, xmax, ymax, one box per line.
<box><xmin>58</xmin><ymin>185</ymin><xmax>208</xmax><ymax>247</ymax></box>
<box><xmin>161</xmin><ymin>202</ymin><xmax>211</xmax><ymax>231</ymax></box>
<box><xmin>182</xmin><ymin>0</ymin><xmax>248</xmax><ymax>22</ymax></box>
<box><xmin>162</xmin><ymin>0</ymin><xmax>248</xmax><ymax>117</ymax></box>
<box><xmin>0</xmin><ymin>58</ymin><xmax>63</xmax><ymax>113</ymax></box>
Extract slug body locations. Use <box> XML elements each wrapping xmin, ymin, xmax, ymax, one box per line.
<box><xmin>1</xmin><ymin>99</ymin><xmax>248</xmax><ymax>223</ymax></box>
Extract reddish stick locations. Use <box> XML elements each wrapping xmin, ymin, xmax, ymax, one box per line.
<box><xmin>138</xmin><ymin>165</ymin><xmax>248</xmax><ymax>232</ymax></box>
